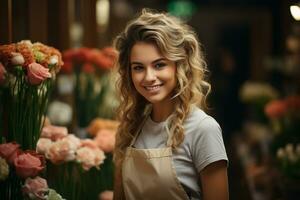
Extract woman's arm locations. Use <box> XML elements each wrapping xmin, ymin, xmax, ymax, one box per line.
<box><xmin>113</xmin><ymin>165</ymin><xmax>125</xmax><ymax>200</ymax></box>
<box><xmin>200</xmin><ymin>160</ymin><xmax>229</xmax><ymax>200</ymax></box>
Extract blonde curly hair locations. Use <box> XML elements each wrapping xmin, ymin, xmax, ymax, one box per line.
<box><xmin>113</xmin><ymin>9</ymin><xmax>211</xmax><ymax>166</ymax></box>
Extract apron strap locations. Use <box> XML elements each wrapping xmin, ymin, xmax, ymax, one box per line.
<box><xmin>129</xmin><ymin>114</ymin><xmax>150</xmax><ymax>147</ymax></box>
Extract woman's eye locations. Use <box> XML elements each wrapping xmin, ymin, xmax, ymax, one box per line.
<box><xmin>154</xmin><ymin>63</ymin><xmax>166</xmax><ymax>69</ymax></box>
<box><xmin>132</xmin><ymin>65</ymin><xmax>144</xmax><ymax>71</ymax></box>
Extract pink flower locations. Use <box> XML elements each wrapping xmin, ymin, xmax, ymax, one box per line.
<box><xmin>99</xmin><ymin>190</ymin><xmax>114</xmax><ymax>200</ymax></box>
<box><xmin>94</xmin><ymin>129</ymin><xmax>116</xmax><ymax>153</ymax></box>
<box><xmin>22</xmin><ymin>176</ymin><xmax>48</xmax><ymax>200</ymax></box>
<box><xmin>46</xmin><ymin>136</ymin><xmax>79</xmax><ymax>164</ymax></box>
<box><xmin>14</xmin><ymin>151</ymin><xmax>45</xmax><ymax>178</ymax></box>
<box><xmin>81</xmin><ymin>139</ymin><xmax>99</xmax><ymax>149</ymax></box>
<box><xmin>0</xmin><ymin>62</ymin><xmax>7</xmax><ymax>84</ymax></box>
<box><xmin>264</xmin><ymin>100</ymin><xmax>287</xmax><ymax>119</ymax></box>
<box><xmin>76</xmin><ymin>146</ymin><xmax>105</xmax><ymax>170</ymax></box>
<box><xmin>0</xmin><ymin>142</ymin><xmax>20</xmax><ymax>164</ymax></box>
<box><xmin>41</xmin><ymin>125</ymin><xmax>68</xmax><ymax>141</ymax></box>
<box><xmin>36</xmin><ymin>138</ymin><xmax>53</xmax><ymax>154</ymax></box>
<box><xmin>27</xmin><ymin>62</ymin><xmax>51</xmax><ymax>85</ymax></box>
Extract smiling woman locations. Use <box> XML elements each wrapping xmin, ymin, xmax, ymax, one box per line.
<box><xmin>113</xmin><ymin>9</ymin><xmax>229</xmax><ymax>200</ymax></box>
<box><xmin>130</xmin><ymin>42</ymin><xmax>177</xmax><ymax>114</ymax></box>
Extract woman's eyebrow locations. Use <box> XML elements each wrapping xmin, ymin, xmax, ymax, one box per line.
<box><xmin>130</xmin><ymin>58</ymin><xmax>165</xmax><ymax>66</ymax></box>
<box><xmin>152</xmin><ymin>58</ymin><xmax>166</xmax><ymax>64</ymax></box>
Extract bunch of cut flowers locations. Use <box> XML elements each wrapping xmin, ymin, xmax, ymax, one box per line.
<box><xmin>265</xmin><ymin>95</ymin><xmax>300</xmax><ymax>182</ymax></box>
<box><xmin>61</xmin><ymin>47</ymin><xmax>118</xmax><ymax>128</ymax></box>
<box><xmin>0</xmin><ymin>40</ymin><xmax>63</xmax><ymax>150</ymax></box>
<box><xmin>36</xmin><ymin>123</ymin><xmax>107</xmax><ymax>200</ymax></box>
<box><xmin>0</xmin><ymin>141</ymin><xmax>64</xmax><ymax>200</ymax></box>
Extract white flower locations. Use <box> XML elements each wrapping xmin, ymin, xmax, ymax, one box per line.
<box><xmin>49</xmin><ymin>55</ymin><xmax>58</xmax><ymax>65</ymax></box>
<box><xmin>276</xmin><ymin>148</ymin><xmax>286</xmax><ymax>160</ymax></box>
<box><xmin>239</xmin><ymin>81</ymin><xmax>279</xmax><ymax>103</ymax></box>
<box><xmin>285</xmin><ymin>144</ymin><xmax>297</xmax><ymax>162</ymax></box>
<box><xmin>11</xmin><ymin>52</ymin><xmax>25</xmax><ymax>65</ymax></box>
<box><xmin>47</xmin><ymin>101</ymin><xmax>72</xmax><ymax>125</ymax></box>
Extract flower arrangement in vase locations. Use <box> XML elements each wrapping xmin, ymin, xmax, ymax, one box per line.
<box><xmin>0</xmin><ymin>40</ymin><xmax>63</xmax><ymax>150</ymax></box>
<box><xmin>61</xmin><ymin>47</ymin><xmax>118</xmax><ymax>129</ymax></box>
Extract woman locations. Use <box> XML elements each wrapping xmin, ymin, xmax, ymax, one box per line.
<box><xmin>113</xmin><ymin>9</ymin><xmax>228</xmax><ymax>200</ymax></box>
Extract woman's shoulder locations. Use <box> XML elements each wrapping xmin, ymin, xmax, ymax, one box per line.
<box><xmin>185</xmin><ymin>106</ymin><xmax>221</xmax><ymax>136</ymax></box>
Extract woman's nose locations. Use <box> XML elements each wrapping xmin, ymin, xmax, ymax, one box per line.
<box><xmin>144</xmin><ymin>68</ymin><xmax>156</xmax><ymax>82</ymax></box>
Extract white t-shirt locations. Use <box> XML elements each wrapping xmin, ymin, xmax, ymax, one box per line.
<box><xmin>134</xmin><ymin>106</ymin><xmax>228</xmax><ymax>199</ymax></box>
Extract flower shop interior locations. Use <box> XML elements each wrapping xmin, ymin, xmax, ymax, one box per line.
<box><xmin>0</xmin><ymin>0</ymin><xmax>299</xmax><ymax>200</ymax></box>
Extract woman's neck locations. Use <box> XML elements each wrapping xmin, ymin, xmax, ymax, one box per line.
<box><xmin>151</xmin><ymin>99</ymin><xmax>177</xmax><ymax>122</ymax></box>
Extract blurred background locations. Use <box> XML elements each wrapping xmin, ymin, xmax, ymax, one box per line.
<box><xmin>1</xmin><ymin>0</ymin><xmax>300</xmax><ymax>200</ymax></box>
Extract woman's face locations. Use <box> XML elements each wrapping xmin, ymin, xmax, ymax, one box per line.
<box><xmin>130</xmin><ymin>42</ymin><xmax>177</xmax><ymax>105</ymax></box>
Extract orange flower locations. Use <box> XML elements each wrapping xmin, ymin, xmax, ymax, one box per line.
<box><xmin>0</xmin><ymin>44</ymin><xmax>16</xmax><ymax>66</ymax></box>
<box><xmin>86</xmin><ymin>118</ymin><xmax>119</xmax><ymax>136</ymax></box>
<box><xmin>264</xmin><ymin>100</ymin><xmax>287</xmax><ymax>119</ymax></box>
<box><xmin>94</xmin><ymin>129</ymin><xmax>116</xmax><ymax>153</ymax></box>
<box><xmin>16</xmin><ymin>41</ymin><xmax>35</xmax><ymax>67</ymax></box>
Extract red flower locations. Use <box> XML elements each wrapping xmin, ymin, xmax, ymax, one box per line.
<box><xmin>61</xmin><ymin>61</ymin><xmax>73</xmax><ymax>74</ymax></box>
<box><xmin>264</xmin><ymin>100</ymin><xmax>287</xmax><ymax>119</ymax></box>
<box><xmin>285</xmin><ymin>95</ymin><xmax>300</xmax><ymax>110</ymax></box>
<box><xmin>0</xmin><ymin>142</ymin><xmax>20</xmax><ymax>164</ymax></box>
<box><xmin>82</xmin><ymin>63</ymin><xmax>95</xmax><ymax>73</ymax></box>
<box><xmin>14</xmin><ymin>150</ymin><xmax>45</xmax><ymax>178</ymax></box>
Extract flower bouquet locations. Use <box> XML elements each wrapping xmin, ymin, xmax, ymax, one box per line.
<box><xmin>37</xmin><ymin>124</ymin><xmax>108</xmax><ymax>200</ymax></box>
<box><xmin>264</xmin><ymin>95</ymin><xmax>300</xmax><ymax>151</ymax></box>
<box><xmin>61</xmin><ymin>47</ymin><xmax>118</xmax><ymax>129</ymax></box>
<box><xmin>265</xmin><ymin>95</ymin><xmax>300</xmax><ymax>198</ymax></box>
<box><xmin>0</xmin><ymin>141</ymin><xmax>64</xmax><ymax>200</ymax></box>
<box><xmin>0</xmin><ymin>40</ymin><xmax>63</xmax><ymax>150</ymax></box>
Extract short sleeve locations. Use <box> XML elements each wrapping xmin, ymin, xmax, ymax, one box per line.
<box><xmin>191</xmin><ymin>117</ymin><xmax>228</xmax><ymax>172</ymax></box>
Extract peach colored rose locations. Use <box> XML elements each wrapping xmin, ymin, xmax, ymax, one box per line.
<box><xmin>76</xmin><ymin>146</ymin><xmax>105</xmax><ymax>170</ymax></box>
<box><xmin>36</xmin><ymin>138</ymin><xmax>53</xmax><ymax>155</ymax></box>
<box><xmin>0</xmin><ymin>142</ymin><xmax>20</xmax><ymax>164</ymax></box>
<box><xmin>0</xmin><ymin>62</ymin><xmax>6</xmax><ymax>84</ymax></box>
<box><xmin>99</xmin><ymin>190</ymin><xmax>114</xmax><ymax>200</ymax></box>
<box><xmin>14</xmin><ymin>151</ymin><xmax>45</xmax><ymax>178</ymax></box>
<box><xmin>80</xmin><ymin>139</ymin><xmax>99</xmax><ymax>149</ymax></box>
<box><xmin>86</xmin><ymin>118</ymin><xmax>119</xmax><ymax>136</ymax></box>
<box><xmin>27</xmin><ymin>62</ymin><xmax>51</xmax><ymax>85</ymax></box>
<box><xmin>41</xmin><ymin>125</ymin><xmax>68</xmax><ymax>141</ymax></box>
<box><xmin>46</xmin><ymin>137</ymin><xmax>78</xmax><ymax>164</ymax></box>
<box><xmin>62</xmin><ymin>134</ymin><xmax>81</xmax><ymax>149</ymax></box>
<box><xmin>22</xmin><ymin>176</ymin><xmax>48</xmax><ymax>200</ymax></box>
<box><xmin>94</xmin><ymin>129</ymin><xmax>116</xmax><ymax>153</ymax></box>
<box><xmin>264</xmin><ymin>100</ymin><xmax>287</xmax><ymax>119</ymax></box>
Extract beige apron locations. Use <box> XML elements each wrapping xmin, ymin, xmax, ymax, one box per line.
<box><xmin>122</xmin><ymin>117</ymin><xmax>190</xmax><ymax>200</ymax></box>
